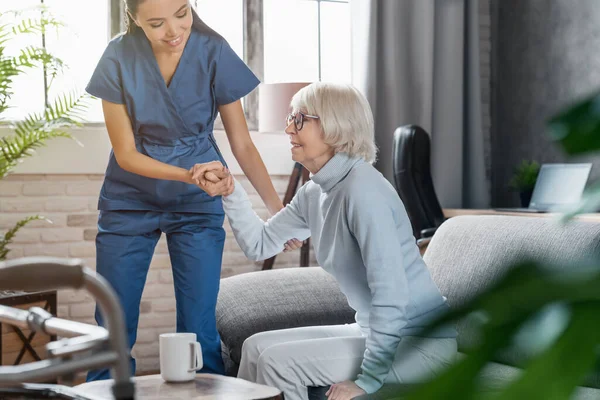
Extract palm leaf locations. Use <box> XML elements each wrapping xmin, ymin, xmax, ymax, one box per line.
<box><xmin>0</xmin><ymin>215</ymin><xmax>51</xmax><ymax>260</ymax></box>
<box><xmin>494</xmin><ymin>302</ymin><xmax>600</xmax><ymax>400</ymax></box>
<box><xmin>0</xmin><ymin>129</ymin><xmax>71</xmax><ymax>179</ymax></box>
<box><xmin>0</xmin><ymin>92</ymin><xmax>88</xmax><ymax>178</ymax></box>
<box><xmin>404</xmin><ymin>261</ymin><xmax>600</xmax><ymax>399</ymax></box>
<box><xmin>9</xmin><ymin>15</ymin><xmax>62</xmax><ymax>37</ymax></box>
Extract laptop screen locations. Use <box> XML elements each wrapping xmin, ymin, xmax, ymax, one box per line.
<box><xmin>529</xmin><ymin>163</ymin><xmax>592</xmax><ymax>211</ymax></box>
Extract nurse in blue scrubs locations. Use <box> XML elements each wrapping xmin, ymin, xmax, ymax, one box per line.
<box><xmin>85</xmin><ymin>0</ymin><xmax>299</xmax><ymax>380</ymax></box>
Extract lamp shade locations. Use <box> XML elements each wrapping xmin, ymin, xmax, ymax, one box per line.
<box><xmin>258</xmin><ymin>82</ymin><xmax>311</xmax><ymax>133</ymax></box>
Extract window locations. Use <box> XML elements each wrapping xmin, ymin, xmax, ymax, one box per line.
<box><xmin>1</xmin><ymin>0</ymin><xmax>110</xmax><ymax>122</ymax></box>
<box><xmin>195</xmin><ymin>0</ymin><xmax>244</xmax><ymax>59</ymax></box>
<box><xmin>2</xmin><ymin>0</ymin><xmax>352</xmax><ymax>127</ymax></box>
<box><xmin>263</xmin><ymin>0</ymin><xmax>351</xmax><ymax>83</ymax></box>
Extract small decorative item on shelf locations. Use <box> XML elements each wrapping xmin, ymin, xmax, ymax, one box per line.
<box><xmin>509</xmin><ymin>160</ymin><xmax>541</xmax><ymax>207</ymax></box>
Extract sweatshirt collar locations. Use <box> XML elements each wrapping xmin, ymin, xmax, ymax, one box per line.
<box><xmin>310</xmin><ymin>152</ymin><xmax>364</xmax><ymax>192</ymax></box>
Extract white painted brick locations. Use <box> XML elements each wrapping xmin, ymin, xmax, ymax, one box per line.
<box><xmin>154</xmin><ymin>238</ymin><xmax>169</xmax><ymax>254</ymax></box>
<box><xmin>222</xmin><ymin>252</ymin><xmax>254</xmax><ymax>266</ymax></box>
<box><xmin>221</xmin><ymin>265</ymin><xmax>257</xmax><ymax>278</ymax></box>
<box><xmin>45</xmin><ymin>175</ymin><xmax>87</xmax><ymax>181</ymax></box>
<box><xmin>136</xmin><ymin>329</ymin><xmax>158</xmax><ymax>344</ymax></box>
<box><xmin>140</xmin><ymin>301</ymin><xmax>152</xmax><ymax>314</ymax></box>
<box><xmin>66</xmin><ymin>181</ymin><xmax>103</xmax><ymax>196</ymax></box>
<box><xmin>72</xmin><ymin>317</ymin><xmax>96</xmax><ymax>326</ymax></box>
<box><xmin>83</xmin><ymin>259</ymin><xmax>96</xmax><ymax>271</ymax></box>
<box><xmin>70</xmin><ymin>303</ymin><xmax>96</xmax><ymax>318</ymax></box>
<box><xmin>150</xmin><ymin>254</ymin><xmax>171</xmax><ymax>269</ymax></box>
<box><xmin>41</xmin><ymin>228</ymin><xmax>83</xmax><ymax>243</ymax></box>
<box><xmin>87</xmin><ymin>175</ymin><xmax>105</xmax><ymax>181</ymax></box>
<box><xmin>23</xmin><ymin>243</ymin><xmax>69</xmax><ymax>257</ymax></box>
<box><xmin>88</xmin><ymin>198</ymin><xmax>98</xmax><ymax>211</ymax></box>
<box><xmin>146</xmin><ymin>270</ymin><xmax>160</xmax><ymax>285</ymax></box>
<box><xmin>152</xmin><ymin>298</ymin><xmax>176</xmax><ymax>312</ymax></box>
<box><xmin>3</xmin><ymin>174</ymin><xmax>46</xmax><ymax>181</ymax></box>
<box><xmin>153</xmin><ymin>326</ymin><xmax>176</xmax><ymax>336</ymax></box>
<box><xmin>69</xmin><ymin>243</ymin><xmax>96</xmax><ymax>258</ymax></box>
<box><xmin>135</xmin><ymin>357</ymin><xmax>160</xmax><ymax>374</ymax></box>
<box><xmin>141</xmin><ymin>284</ymin><xmax>174</xmax><ymax>299</ymax></box>
<box><xmin>45</xmin><ymin>198</ymin><xmax>89</xmax><ymax>212</ymax></box>
<box><xmin>83</xmin><ymin>228</ymin><xmax>97</xmax><ymax>241</ymax></box>
<box><xmin>58</xmin><ymin>289</ymin><xmax>94</xmax><ymax>305</ymax></box>
<box><xmin>0</xmin><ymin>216</ymin><xmax>52</xmax><ymax>231</ymax></box>
<box><xmin>57</xmin><ymin>305</ymin><xmax>69</xmax><ymax>318</ymax></box>
<box><xmin>0</xmin><ymin>198</ymin><xmax>45</xmax><ymax>213</ymax></box>
<box><xmin>138</xmin><ymin>313</ymin><xmax>176</xmax><ymax>329</ymax></box>
<box><xmin>28</xmin><ymin>215</ymin><xmax>66</xmax><ymax>228</ymax></box>
<box><xmin>67</xmin><ymin>214</ymin><xmax>98</xmax><ymax>227</ymax></box>
<box><xmin>11</xmin><ymin>229</ymin><xmax>41</xmax><ymax>243</ymax></box>
<box><xmin>5</xmin><ymin>247</ymin><xmax>24</xmax><ymax>259</ymax></box>
<box><xmin>0</xmin><ymin>182</ymin><xmax>22</xmax><ymax>196</ymax></box>
<box><xmin>158</xmin><ymin>270</ymin><xmax>173</xmax><ymax>284</ymax></box>
<box><xmin>22</xmin><ymin>182</ymin><xmax>66</xmax><ymax>196</ymax></box>
<box><xmin>224</xmin><ymin>238</ymin><xmax>242</xmax><ymax>252</ymax></box>
<box><xmin>0</xmin><ymin>215</ymin><xmax>26</xmax><ymax>229</ymax></box>
<box><xmin>132</xmin><ymin>343</ymin><xmax>159</xmax><ymax>358</ymax></box>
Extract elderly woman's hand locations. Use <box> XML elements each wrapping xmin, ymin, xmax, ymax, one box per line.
<box><xmin>189</xmin><ymin>161</ymin><xmax>234</xmax><ymax>197</ymax></box>
<box><xmin>326</xmin><ymin>380</ymin><xmax>366</xmax><ymax>400</ymax></box>
<box><xmin>283</xmin><ymin>238</ymin><xmax>304</xmax><ymax>252</ymax></box>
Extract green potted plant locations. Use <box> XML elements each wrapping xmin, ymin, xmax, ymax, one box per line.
<box><xmin>392</xmin><ymin>91</ymin><xmax>600</xmax><ymax>400</ymax></box>
<box><xmin>0</xmin><ymin>6</ymin><xmax>88</xmax><ymax>261</ymax></box>
<box><xmin>508</xmin><ymin>160</ymin><xmax>541</xmax><ymax>207</ymax></box>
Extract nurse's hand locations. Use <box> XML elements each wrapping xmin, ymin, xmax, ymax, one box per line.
<box><xmin>189</xmin><ymin>161</ymin><xmax>234</xmax><ymax>197</ymax></box>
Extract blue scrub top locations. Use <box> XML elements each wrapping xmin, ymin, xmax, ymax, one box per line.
<box><xmin>87</xmin><ymin>28</ymin><xmax>259</xmax><ymax>213</ymax></box>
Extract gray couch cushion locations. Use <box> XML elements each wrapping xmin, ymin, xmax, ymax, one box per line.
<box><xmin>216</xmin><ymin>267</ymin><xmax>355</xmax><ymax>375</ymax></box>
<box><xmin>423</xmin><ymin>215</ymin><xmax>600</xmax><ymax>387</ymax></box>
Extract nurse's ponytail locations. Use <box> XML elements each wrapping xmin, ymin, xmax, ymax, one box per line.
<box><xmin>123</xmin><ymin>0</ymin><xmax>140</xmax><ymax>34</ymax></box>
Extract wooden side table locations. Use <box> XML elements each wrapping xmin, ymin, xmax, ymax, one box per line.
<box><xmin>75</xmin><ymin>374</ymin><xmax>283</xmax><ymax>400</ymax></box>
<box><xmin>0</xmin><ymin>290</ymin><xmax>57</xmax><ymax>366</ymax></box>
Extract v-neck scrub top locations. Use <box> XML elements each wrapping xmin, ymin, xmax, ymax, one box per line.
<box><xmin>87</xmin><ymin>28</ymin><xmax>260</xmax><ymax>213</ymax></box>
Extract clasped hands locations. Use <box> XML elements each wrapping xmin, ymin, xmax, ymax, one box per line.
<box><xmin>189</xmin><ymin>161</ymin><xmax>234</xmax><ymax>197</ymax></box>
<box><xmin>189</xmin><ymin>161</ymin><xmax>303</xmax><ymax>253</ymax></box>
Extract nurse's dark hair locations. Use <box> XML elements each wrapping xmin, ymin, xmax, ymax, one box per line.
<box><xmin>123</xmin><ymin>0</ymin><xmax>222</xmax><ymax>38</ymax></box>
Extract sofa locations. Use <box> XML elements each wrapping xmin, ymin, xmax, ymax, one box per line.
<box><xmin>216</xmin><ymin>215</ymin><xmax>600</xmax><ymax>399</ymax></box>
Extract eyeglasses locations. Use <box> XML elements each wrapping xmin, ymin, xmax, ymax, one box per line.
<box><xmin>286</xmin><ymin>111</ymin><xmax>320</xmax><ymax>131</ymax></box>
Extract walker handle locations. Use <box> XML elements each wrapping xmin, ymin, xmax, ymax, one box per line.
<box><xmin>0</xmin><ymin>257</ymin><xmax>85</xmax><ymax>291</ymax></box>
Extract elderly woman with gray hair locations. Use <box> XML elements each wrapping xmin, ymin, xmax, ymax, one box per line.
<box><xmin>191</xmin><ymin>82</ymin><xmax>457</xmax><ymax>400</ymax></box>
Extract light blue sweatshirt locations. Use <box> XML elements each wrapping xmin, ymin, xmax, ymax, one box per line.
<box><xmin>222</xmin><ymin>152</ymin><xmax>456</xmax><ymax>394</ymax></box>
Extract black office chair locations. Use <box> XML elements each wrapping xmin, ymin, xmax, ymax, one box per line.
<box><xmin>392</xmin><ymin>125</ymin><xmax>445</xmax><ymax>248</ymax></box>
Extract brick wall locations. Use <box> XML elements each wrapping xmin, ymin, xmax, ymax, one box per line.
<box><xmin>0</xmin><ymin>173</ymin><xmax>316</xmax><ymax>374</ymax></box>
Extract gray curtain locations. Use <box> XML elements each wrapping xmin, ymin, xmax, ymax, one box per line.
<box><xmin>351</xmin><ymin>0</ymin><xmax>489</xmax><ymax>208</ymax></box>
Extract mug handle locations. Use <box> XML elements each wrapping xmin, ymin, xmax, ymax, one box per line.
<box><xmin>188</xmin><ymin>341</ymin><xmax>203</xmax><ymax>372</ymax></box>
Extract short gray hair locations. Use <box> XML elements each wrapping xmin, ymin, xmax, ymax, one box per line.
<box><xmin>290</xmin><ymin>83</ymin><xmax>377</xmax><ymax>163</ymax></box>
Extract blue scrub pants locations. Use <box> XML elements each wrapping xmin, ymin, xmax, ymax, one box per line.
<box><xmin>86</xmin><ymin>210</ymin><xmax>226</xmax><ymax>381</ymax></box>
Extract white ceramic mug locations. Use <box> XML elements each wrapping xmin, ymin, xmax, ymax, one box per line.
<box><xmin>159</xmin><ymin>333</ymin><xmax>202</xmax><ymax>382</ymax></box>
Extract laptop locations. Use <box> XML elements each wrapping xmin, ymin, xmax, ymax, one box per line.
<box><xmin>495</xmin><ymin>163</ymin><xmax>592</xmax><ymax>213</ymax></box>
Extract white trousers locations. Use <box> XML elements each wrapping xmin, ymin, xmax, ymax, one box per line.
<box><xmin>237</xmin><ymin>323</ymin><xmax>457</xmax><ymax>400</ymax></box>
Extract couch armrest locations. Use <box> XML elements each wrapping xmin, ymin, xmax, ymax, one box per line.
<box><xmin>216</xmin><ymin>267</ymin><xmax>355</xmax><ymax>375</ymax></box>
